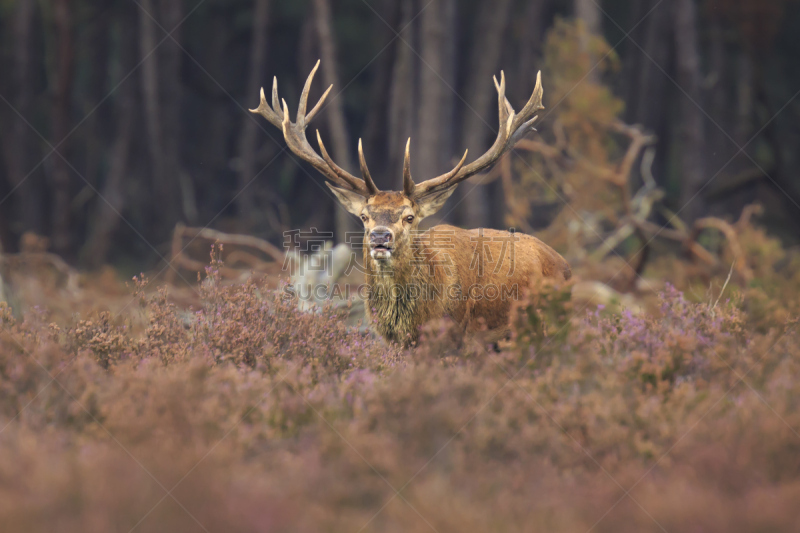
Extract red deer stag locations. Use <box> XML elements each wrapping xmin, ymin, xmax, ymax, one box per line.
<box><xmin>251</xmin><ymin>61</ymin><xmax>570</xmax><ymax>346</ymax></box>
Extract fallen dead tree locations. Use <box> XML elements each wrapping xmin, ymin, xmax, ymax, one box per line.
<box><xmin>0</xmin><ymin>232</ymin><xmax>81</xmax><ymax>298</ymax></box>
<box><xmin>166</xmin><ymin>223</ymin><xmax>285</xmax><ymax>285</ymax></box>
<box><xmin>498</xmin><ymin>119</ymin><xmax>757</xmax><ymax>290</ymax></box>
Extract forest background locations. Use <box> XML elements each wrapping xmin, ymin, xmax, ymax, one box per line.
<box><xmin>1</xmin><ymin>0</ymin><xmax>799</xmax><ymax>275</ymax></box>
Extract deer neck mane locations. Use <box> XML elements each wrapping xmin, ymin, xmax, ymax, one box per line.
<box><xmin>363</xmin><ymin>235</ymin><xmax>433</xmax><ymax>344</ymax></box>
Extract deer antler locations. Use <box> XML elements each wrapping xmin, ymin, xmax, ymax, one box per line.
<box><xmin>249</xmin><ymin>60</ymin><xmax>378</xmax><ymax>196</ymax></box>
<box><xmin>409</xmin><ymin>70</ymin><xmax>544</xmax><ymax>198</ymax></box>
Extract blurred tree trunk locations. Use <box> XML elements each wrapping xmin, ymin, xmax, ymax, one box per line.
<box><xmin>363</xmin><ymin>0</ymin><xmax>401</xmax><ymax>187</ymax></box>
<box><xmin>574</xmin><ymin>0</ymin><xmax>601</xmax><ymax>82</ymax></box>
<box><xmin>81</xmin><ymin>9</ymin><xmax>137</xmax><ymax>268</ymax></box>
<box><xmin>81</xmin><ymin>0</ymin><xmax>112</xmax><ymax>197</ymax></box>
<box><xmin>513</xmin><ymin>0</ymin><xmax>550</xmax><ymax>103</ymax></box>
<box><xmin>139</xmin><ymin>0</ymin><xmax>167</xmax><ymax>233</ymax></box>
<box><xmin>498</xmin><ymin>0</ymin><xmax>550</xmax><ymax>229</ymax></box>
<box><xmin>192</xmin><ymin>8</ymin><xmax>233</xmax><ymax>225</ymax></box>
<box><xmin>161</xmin><ymin>0</ymin><xmax>187</xmax><ymax>225</ymax></box>
<box><xmin>438</xmin><ymin>0</ymin><xmax>457</xmax><ymax>223</ymax></box>
<box><xmin>51</xmin><ymin>0</ymin><xmax>75</xmax><ymax>256</ymax></box>
<box><xmin>415</xmin><ymin>0</ymin><xmax>456</xmax><ymax>182</ymax></box>
<box><xmin>1</xmin><ymin>0</ymin><xmax>43</xmax><ymax>238</ymax></box>
<box><xmin>706</xmin><ymin>12</ymin><xmax>745</xmax><ymax>209</ymax></box>
<box><xmin>139</xmin><ymin>0</ymin><xmax>183</xmax><ymax>240</ymax></box>
<box><xmin>674</xmin><ymin>0</ymin><xmax>707</xmax><ymax>221</ymax></box>
<box><xmin>621</xmin><ymin>0</ymin><xmax>671</xmax><ymax>190</ymax></box>
<box><xmin>736</xmin><ymin>52</ymin><xmax>754</xmax><ymax>147</ymax></box>
<box><xmin>388</xmin><ymin>0</ymin><xmax>417</xmax><ymax>191</ymax></box>
<box><xmin>574</xmin><ymin>0</ymin><xmax>601</xmax><ymax>34</ymax></box>
<box><xmin>457</xmin><ymin>0</ymin><xmax>513</xmax><ymax>229</ymax></box>
<box><xmin>237</xmin><ymin>0</ymin><xmax>271</xmax><ymax>221</ymax></box>
<box><xmin>313</xmin><ymin>0</ymin><xmax>358</xmax><ymax>243</ymax></box>
<box><xmin>708</xmin><ymin>16</ymin><xmax>729</xmax><ymax>162</ymax></box>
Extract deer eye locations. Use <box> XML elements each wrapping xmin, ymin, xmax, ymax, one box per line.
<box><xmin>360</xmin><ymin>214</ymin><xmax>368</xmax><ymax>222</ymax></box>
<box><xmin>405</xmin><ymin>215</ymin><xmax>415</xmax><ymax>223</ymax></box>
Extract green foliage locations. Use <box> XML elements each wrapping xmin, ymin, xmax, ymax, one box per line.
<box><xmin>544</xmin><ymin>18</ymin><xmax>624</xmax><ymax>129</ymax></box>
<box><xmin>506</xmin><ymin>18</ymin><xmax>629</xmax><ymax>238</ymax></box>
<box><xmin>509</xmin><ymin>278</ymin><xmax>574</xmax><ymax>355</ymax></box>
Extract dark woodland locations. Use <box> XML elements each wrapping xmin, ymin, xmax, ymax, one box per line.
<box><xmin>1</xmin><ymin>0</ymin><xmax>799</xmax><ymax>271</ymax></box>
<box><xmin>3</xmin><ymin>1</ymin><xmax>800</xmax><ymax>532</ymax></box>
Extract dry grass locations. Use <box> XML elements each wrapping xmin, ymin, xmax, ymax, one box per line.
<box><xmin>1</xmin><ymin>239</ymin><xmax>799</xmax><ymax>533</ymax></box>
<box><xmin>2</xmin><ymin>17</ymin><xmax>798</xmax><ymax>532</ymax></box>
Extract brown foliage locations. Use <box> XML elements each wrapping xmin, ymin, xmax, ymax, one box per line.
<box><xmin>2</xmin><ymin>17</ymin><xmax>800</xmax><ymax>533</ymax></box>
<box><xmin>1</xmin><ymin>249</ymin><xmax>799</xmax><ymax>531</ymax></box>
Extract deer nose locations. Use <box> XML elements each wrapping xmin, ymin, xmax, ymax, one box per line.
<box><xmin>369</xmin><ymin>228</ymin><xmax>393</xmax><ymax>246</ymax></box>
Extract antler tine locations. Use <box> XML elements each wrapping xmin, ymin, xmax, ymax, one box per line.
<box><xmin>492</xmin><ymin>72</ymin><xmax>513</xmax><ymax>114</ymax></box>
<box><xmin>410</xmin><ymin>149</ymin><xmax>468</xmax><ymax>197</ymax></box>
<box><xmin>251</xmin><ymin>61</ymin><xmax>372</xmax><ymax>196</ymax></box>
<box><xmin>510</xmin><ymin>114</ymin><xmax>540</xmax><ymax>146</ymax></box>
<box><xmin>512</xmin><ymin>71</ymin><xmax>545</xmax><ymax>132</ymax></box>
<box><xmin>279</xmin><ymin>98</ymin><xmax>354</xmax><ymax>191</ymax></box>
<box><xmin>494</xmin><ymin>71</ymin><xmax>513</xmax><ymax>134</ymax></box>
<box><xmin>410</xmin><ymin>70</ymin><xmax>545</xmax><ymax>197</ymax></box>
<box><xmin>249</xmin><ymin>86</ymin><xmax>283</xmax><ymax>129</ymax></box>
<box><xmin>271</xmin><ymin>77</ymin><xmax>282</xmax><ymax>119</ymax></box>
<box><xmin>253</xmin><ymin>64</ymin><xmax>544</xmax><ymax>201</ymax></box>
<box><xmin>403</xmin><ymin>138</ymin><xmax>415</xmax><ymax>196</ymax></box>
<box><xmin>297</xmin><ymin>60</ymin><xmax>323</xmax><ymax>124</ymax></box>
<box><xmin>316</xmin><ymin>130</ymin><xmax>367</xmax><ymax>191</ymax></box>
<box><xmin>306</xmin><ymin>84</ymin><xmax>332</xmax><ymax>124</ymax></box>
<box><xmin>296</xmin><ymin>61</ymin><xmax>315</xmax><ymax>123</ymax></box>
<box><xmin>358</xmin><ymin>139</ymin><xmax>379</xmax><ymax>195</ymax></box>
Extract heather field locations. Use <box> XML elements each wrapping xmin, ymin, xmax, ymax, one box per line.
<box><xmin>2</xmin><ymin>2</ymin><xmax>800</xmax><ymax>530</ymax></box>
<box><xmin>1</xmin><ymin>223</ymin><xmax>799</xmax><ymax>533</ymax></box>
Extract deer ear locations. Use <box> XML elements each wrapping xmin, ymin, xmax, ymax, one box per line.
<box><xmin>416</xmin><ymin>186</ymin><xmax>458</xmax><ymax>219</ymax></box>
<box><xmin>326</xmin><ymin>183</ymin><xmax>367</xmax><ymax>217</ymax></box>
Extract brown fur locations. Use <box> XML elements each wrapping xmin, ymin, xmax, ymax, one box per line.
<box><xmin>252</xmin><ymin>62</ymin><xmax>561</xmax><ymax>346</ymax></box>
<box><xmin>357</xmin><ymin>192</ymin><xmax>571</xmax><ymax>346</ymax></box>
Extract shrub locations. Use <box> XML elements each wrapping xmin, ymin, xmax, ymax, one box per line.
<box><xmin>1</xmin><ymin>265</ymin><xmax>799</xmax><ymax>532</ymax></box>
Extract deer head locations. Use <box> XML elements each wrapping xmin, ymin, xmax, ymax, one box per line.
<box><xmin>250</xmin><ymin>60</ymin><xmax>544</xmax><ymax>266</ymax></box>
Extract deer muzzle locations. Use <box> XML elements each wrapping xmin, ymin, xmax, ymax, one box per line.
<box><xmin>369</xmin><ymin>227</ymin><xmax>394</xmax><ymax>260</ymax></box>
